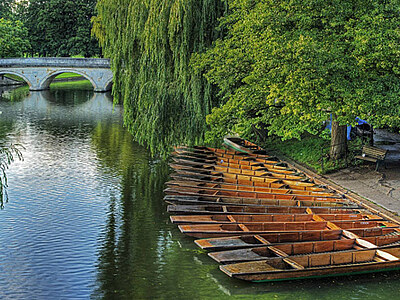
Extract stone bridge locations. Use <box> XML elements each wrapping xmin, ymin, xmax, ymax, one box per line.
<box><xmin>0</xmin><ymin>58</ymin><xmax>113</xmax><ymax>92</ymax></box>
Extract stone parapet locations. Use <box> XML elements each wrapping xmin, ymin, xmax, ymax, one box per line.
<box><xmin>0</xmin><ymin>58</ymin><xmax>110</xmax><ymax>68</ymax></box>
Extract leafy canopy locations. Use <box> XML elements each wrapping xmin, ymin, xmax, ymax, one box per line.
<box><xmin>0</xmin><ymin>0</ymin><xmax>13</xmax><ymax>19</ymax></box>
<box><xmin>193</xmin><ymin>0</ymin><xmax>400</xmax><ymax>143</ymax></box>
<box><xmin>0</xmin><ymin>18</ymin><xmax>30</xmax><ymax>58</ymax></box>
<box><xmin>24</xmin><ymin>0</ymin><xmax>100</xmax><ymax>57</ymax></box>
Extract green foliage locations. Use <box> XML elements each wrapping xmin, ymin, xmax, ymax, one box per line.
<box><xmin>0</xmin><ymin>18</ymin><xmax>30</xmax><ymax>58</ymax></box>
<box><xmin>93</xmin><ymin>0</ymin><xmax>226</xmax><ymax>156</ymax></box>
<box><xmin>0</xmin><ymin>144</ymin><xmax>23</xmax><ymax>207</ymax></box>
<box><xmin>24</xmin><ymin>0</ymin><xmax>101</xmax><ymax>57</ymax></box>
<box><xmin>0</xmin><ymin>0</ymin><xmax>13</xmax><ymax>19</ymax></box>
<box><xmin>195</xmin><ymin>0</ymin><xmax>400</xmax><ymax>147</ymax></box>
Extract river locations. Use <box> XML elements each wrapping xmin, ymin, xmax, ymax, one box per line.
<box><xmin>0</xmin><ymin>85</ymin><xmax>399</xmax><ymax>299</ymax></box>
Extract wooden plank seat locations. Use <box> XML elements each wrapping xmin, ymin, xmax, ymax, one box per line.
<box><xmin>355</xmin><ymin>145</ymin><xmax>388</xmax><ymax>171</ymax></box>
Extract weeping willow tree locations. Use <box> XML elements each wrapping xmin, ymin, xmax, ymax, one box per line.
<box><xmin>92</xmin><ymin>0</ymin><xmax>226</xmax><ymax>155</ymax></box>
<box><xmin>0</xmin><ymin>144</ymin><xmax>23</xmax><ymax>207</ymax></box>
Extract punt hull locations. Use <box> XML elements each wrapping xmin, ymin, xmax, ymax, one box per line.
<box><xmin>223</xmin><ymin>136</ymin><xmax>265</xmax><ymax>154</ymax></box>
<box><xmin>194</xmin><ymin>228</ymin><xmax>400</xmax><ymax>250</ymax></box>
<box><xmin>166</xmin><ymin>204</ymin><xmax>364</xmax><ymax>216</ymax></box>
<box><xmin>164</xmin><ymin>195</ymin><xmax>355</xmax><ymax>208</ymax></box>
<box><xmin>170</xmin><ymin>213</ymin><xmax>382</xmax><ymax>225</ymax></box>
<box><xmin>220</xmin><ymin>247</ymin><xmax>400</xmax><ymax>282</ymax></box>
<box><xmin>225</xmin><ymin>264</ymin><xmax>400</xmax><ymax>282</ymax></box>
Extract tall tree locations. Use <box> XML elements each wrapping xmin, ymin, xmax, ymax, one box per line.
<box><xmin>0</xmin><ymin>18</ymin><xmax>30</xmax><ymax>58</ymax></box>
<box><xmin>194</xmin><ymin>0</ymin><xmax>400</xmax><ymax>159</ymax></box>
<box><xmin>93</xmin><ymin>0</ymin><xmax>226</xmax><ymax>155</ymax></box>
<box><xmin>25</xmin><ymin>0</ymin><xmax>100</xmax><ymax>57</ymax></box>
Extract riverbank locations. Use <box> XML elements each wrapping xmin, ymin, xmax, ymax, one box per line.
<box><xmin>264</xmin><ymin>131</ymin><xmax>400</xmax><ymax>218</ymax></box>
<box><xmin>278</xmin><ymin>152</ymin><xmax>400</xmax><ymax>223</ymax></box>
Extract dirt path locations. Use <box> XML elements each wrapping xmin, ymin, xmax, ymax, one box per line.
<box><xmin>326</xmin><ymin>163</ymin><xmax>400</xmax><ymax>215</ymax></box>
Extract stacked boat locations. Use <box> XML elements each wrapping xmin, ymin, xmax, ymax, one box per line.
<box><xmin>165</xmin><ymin>136</ymin><xmax>400</xmax><ymax>282</ymax></box>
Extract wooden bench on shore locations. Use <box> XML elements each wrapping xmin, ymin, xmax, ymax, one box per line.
<box><xmin>355</xmin><ymin>145</ymin><xmax>388</xmax><ymax>171</ymax></box>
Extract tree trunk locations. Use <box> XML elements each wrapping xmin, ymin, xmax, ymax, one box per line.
<box><xmin>330</xmin><ymin>119</ymin><xmax>347</xmax><ymax>159</ymax></box>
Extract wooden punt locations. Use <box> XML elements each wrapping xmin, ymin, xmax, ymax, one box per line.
<box><xmin>172</xmin><ymin>152</ymin><xmax>288</xmax><ymax>170</ymax></box>
<box><xmin>329</xmin><ymin>220</ymin><xmax>398</xmax><ymax>230</ymax></box>
<box><xmin>163</xmin><ymin>186</ymin><xmax>347</xmax><ymax>203</ymax></box>
<box><xmin>174</xmin><ymin>166</ymin><xmax>319</xmax><ymax>190</ymax></box>
<box><xmin>171</xmin><ymin>157</ymin><xmax>301</xmax><ymax>177</ymax></box>
<box><xmin>170</xmin><ymin>213</ymin><xmax>382</xmax><ymax>225</ymax></box>
<box><xmin>166</xmin><ymin>180</ymin><xmax>338</xmax><ymax>199</ymax></box>
<box><xmin>170</xmin><ymin>162</ymin><xmax>305</xmax><ymax>181</ymax></box>
<box><xmin>167</xmin><ymin>204</ymin><xmax>364</xmax><ymax>216</ymax></box>
<box><xmin>195</xmin><ymin>228</ymin><xmax>400</xmax><ymax>251</ymax></box>
<box><xmin>178</xmin><ymin>220</ymin><xmax>399</xmax><ymax>238</ymax></box>
<box><xmin>164</xmin><ymin>195</ymin><xmax>354</xmax><ymax>208</ymax></box>
<box><xmin>175</xmin><ymin>145</ymin><xmax>272</xmax><ymax>158</ymax></box>
<box><xmin>209</xmin><ymin>233</ymin><xmax>400</xmax><ymax>264</ymax></box>
<box><xmin>170</xmin><ymin>172</ymin><xmax>328</xmax><ymax>192</ymax></box>
<box><xmin>208</xmin><ymin>237</ymin><xmax>388</xmax><ymax>264</ymax></box>
<box><xmin>219</xmin><ymin>247</ymin><xmax>400</xmax><ymax>282</ymax></box>
<box><xmin>179</xmin><ymin>222</ymin><xmax>332</xmax><ymax>238</ymax></box>
<box><xmin>223</xmin><ymin>136</ymin><xmax>266</xmax><ymax>154</ymax></box>
<box><xmin>172</xmin><ymin>149</ymin><xmax>285</xmax><ymax>168</ymax></box>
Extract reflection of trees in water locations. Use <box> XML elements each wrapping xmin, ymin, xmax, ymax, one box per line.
<box><xmin>90</xmin><ymin>121</ymin><xmax>226</xmax><ymax>298</ymax></box>
<box><xmin>40</xmin><ymin>89</ymin><xmax>94</xmax><ymax>106</ymax></box>
<box><xmin>90</xmin><ymin>121</ymin><xmax>171</xmax><ymax>298</ymax></box>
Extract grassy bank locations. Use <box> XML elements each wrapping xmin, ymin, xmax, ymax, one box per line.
<box><xmin>49</xmin><ymin>79</ymin><xmax>93</xmax><ymax>90</ymax></box>
<box><xmin>264</xmin><ymin>135</ymin><xmax>363</xmax><ymax>174</ymax></box>
<box><xmin>3</xmin><ymin>74</ymin><xmax>25</xmax><ymax>82</ymax></box>
<box><xmin>54</xmin><ymin>73</ymin><xmax>83</xmax><ymax>79</ymax></box>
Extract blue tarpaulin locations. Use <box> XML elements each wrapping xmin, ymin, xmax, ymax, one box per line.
<box><xmin>325</xmin><ymin>116</ymin><xmax>369</xmax><ymax>140</ymax></box>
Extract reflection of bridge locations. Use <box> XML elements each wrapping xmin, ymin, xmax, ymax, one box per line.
<box><xmin>0</xmin><ymin>58</ymin><xmax>113</xmax><ymax>92</ymax></box>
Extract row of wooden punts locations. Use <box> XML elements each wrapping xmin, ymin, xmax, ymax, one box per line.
<box><xmin>165</xmin><ymin>136</ymin><xmax>400</xmax><ymax>282</ymax></box>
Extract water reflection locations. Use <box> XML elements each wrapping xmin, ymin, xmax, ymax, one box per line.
<box><xmin>0</xmin><ymin>85</ymin><xmax>29</xmax><ymax>102</ymax></box>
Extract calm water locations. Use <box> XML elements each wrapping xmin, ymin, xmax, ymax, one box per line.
<box><xmin>0</xmin><ymin>86</ymin><xmax>400</xmax><ymax>299</ymax></box>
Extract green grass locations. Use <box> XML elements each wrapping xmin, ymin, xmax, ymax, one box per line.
<box><xmin>3</xmin><ymin>74</ymin><xmax>25</xmax><ymax>82</ymax></box>
<box><xmin>54</xmin><ymin>73</ymin><xmax>84</xmax><ymax>79</ymax></box>
<box><xmin>264</xmin><ymin>134</ymin><xmax>363</xmax><ymax>174</ymax></box>
<box><xmin>49</xmin><ymin>79</ymin><xmax>93</xmax><ymax>90</ymax></box>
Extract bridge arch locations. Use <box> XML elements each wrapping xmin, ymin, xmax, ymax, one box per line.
<box><xmin>40</xmin><ymin>69</ymin><xmax>98</xmax><ymax>91</ymax></box>
<box><xmin>0</xmin><ymin>70</ymin><xmax>33</xmax><ymax>88</ymax></box>
<box><xmin>104</xmin><ymin>77</ymin><xmax>113</xmax><ymax>91</ymax></box>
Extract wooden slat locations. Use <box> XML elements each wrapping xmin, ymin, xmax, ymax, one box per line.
<box><xmin>268</xmin><ymin>246</ymin><xmax>289</xmax><ymax>257</ymax></box>
<box><xmin>283</xmin><ymin>258</ymin><xmax>305</xmax><ymax>269</ymax></box>
<box><xmin>376</xmin><ymin>250</ymin><xmax>399</xmax><ymax>261</ymax></box>
<box><xmin>238</xmin><ymin>224</ymin><xmax>250</xmax><ymax>231</ymax></box>
<box><xmin>355</xmin><ymin>238</ymin><xmax>378</xmax><ymax>249</ymax></box>
<box><xmin>254</xmin><ymin>235</ymin><xmax>271</xmax><ymax>245</ymax></box>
